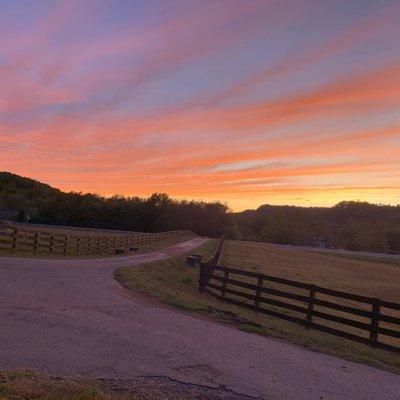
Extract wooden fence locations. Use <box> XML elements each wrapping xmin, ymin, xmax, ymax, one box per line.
<box><xmin>199</xmin><ymin>263</ymin><xmax>400</xmax><ymax>352</ymax></box>
<box><xmin>207</xmin><ymin>236</ymin><xmax>225</xmax><ymax>264</ymax></box>
<box><xmin>0</xmin><ymin>223</ymin><xmax>195</xmax><ymax>257</ymax></box>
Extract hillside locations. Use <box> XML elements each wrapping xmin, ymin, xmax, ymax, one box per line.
<box><xmin>0</xmin><ymin>172</ymin><xmax>228</xmax><ymax>236</ymax></box>
<box><xmin>0</xmin><ymin>172</ymin><xmax>61</xmax><ymax>220</ymax></box>
<box><xmin>2</xmin><ymin>172</ymin><xmax>400</xmax><ymax>254</ymax></box>
<box><xmin>230</xmin><ymin>202</ymin><xmax>400</xmax><ymax>254</ymax></box>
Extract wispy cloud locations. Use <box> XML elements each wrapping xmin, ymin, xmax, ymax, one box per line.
<box><xmin>1</xmin><ymin>0</ymin><xmax>399</xmax><ymax>210</ymax></box>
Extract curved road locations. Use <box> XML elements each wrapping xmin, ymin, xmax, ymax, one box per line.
<box><xmin>1</xmin><ymin>238</ymin><xmax>399</xmax><ymax>399</ymax></box>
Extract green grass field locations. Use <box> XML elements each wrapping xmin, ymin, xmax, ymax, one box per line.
<box><xmin>115</xmin><ymin>239</ymin><xmax>400</xmax><ymax>374</ymax></box>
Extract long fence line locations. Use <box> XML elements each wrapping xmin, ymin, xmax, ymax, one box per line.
<box><xmin>199</xmin><ymin>262</ymin><xmax>400</xmax><ymax>353</ymax></box>
<box><xmin>0</xmin><ymin>223</ymin><xmax>195</xmax><ymax>256</ymax></box>
<box><xmin>207</xmin><ymin>236</ymin><xmax>225</xmax><ymax>264</ymax></box>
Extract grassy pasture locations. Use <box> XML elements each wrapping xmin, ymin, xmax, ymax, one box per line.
<box><xmin>219</xmin><ymin>240</ymin><xmax>400</xmax><ymax>352</ymax></box>
<box><xmin>116</xmin><ymin>240</ymin><xmax>219</xmax><ymax>312</ymax></box>
<box><xmin>221</xmin><ymin>240</ymin><xmax>400</xmax><ymax>302</ymax></box>
<box><xmin>116</xmin><ymin>239</ymin><xmax>400</xmax><ymax>374</ymax></box>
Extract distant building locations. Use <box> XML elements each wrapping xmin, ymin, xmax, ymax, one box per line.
<box><xmin>310</xmin><ymin>236</ymin><xmax>330</xmax><ymax>249</ymax></box>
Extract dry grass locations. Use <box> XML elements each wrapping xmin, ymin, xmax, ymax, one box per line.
<box><xmin>0</xmin><ymin>371</ymin><xmax>243</xmax><ymax>400</ymax></box>
<box><xmin>219</xmin><ymin>240</ymin><xmax>400</xmax><ymax>355</ymax></box>
<box><xmin>221</xmin><ymin>240</ymin><xmax>400</xmax><ymax>302</ymax></box>
<box><xmin>308</xmin><ymin>249</ymin><xmax>400</xmax><ymax>267</ymax></box>
<box><xmin>0</xmin><ymin>371</ymin><xmax>133</xmax><ymax>400</ymax></box>
<box><xmin>116</xmin><ymin>240</ymin><xmax>218</xmax><ymax>312</ymax></box>
<box><xmin>116</xmin><ymin>239</ymin><xmax>400</xmax><ymax>375</ymax></box>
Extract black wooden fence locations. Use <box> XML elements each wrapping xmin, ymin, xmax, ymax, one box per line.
<box><xmin>199</xmin><ymin>263</ymin><xmax>400</xmax><ymax>352</ymax></box>
<box><xmin>207</xmin><ymin>236</ymin><xmax>225</xmax><ymax>264</ymax></box>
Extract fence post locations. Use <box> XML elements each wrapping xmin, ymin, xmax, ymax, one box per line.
<box><xmin>33</xmin><ymin>232</ymin><xmax>39</xmax><ymax>253</ymax></box>
<box><xmin>307</xmin><ymin>284</ymin><xmax>316</xmax><ymax>326</ymax></box>
<box><xmin>221</xmin><ymin>270</ymin><xmax>229</xmax><ymax>298</ymax></box>
<box><xmin>12</xmin><ymin>229</ymin><xmax>18</xmax><ymax>253</ymax></box>
<box><xmin>49</xmin><ymin>234</ymin><xmax>54</xmax><ymax>253</ymax></box>
<box><xmin>370</xmin><ymin>299</ymin><xmax>381</xmax><ymax>345</ymax></box>
<box><xmin>87</xmin><ymin>236</ymin><xmax>92</xmax><ymax>255</ymax></box>
<box><xmin>199</xmin><ymin>263</ymin><xmax>208</xmax><ymax>293</ymax></box>
<box><xmin>255</xmin><ymin>275</ymin><xmax>263</xmax><ymax>309</ymax></box>
<box><xmin>63</xmin><ymin>236</ymin><xmax>68</xmax><ymax>256</ymax></box>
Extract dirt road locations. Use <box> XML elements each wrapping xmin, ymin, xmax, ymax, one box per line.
<box><xmin>1</xmin><ymin>238</ymin><xmax>399</xmax><ymax>399</ymax></box>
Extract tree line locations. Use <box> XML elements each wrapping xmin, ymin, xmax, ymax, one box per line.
<box><xmin>0</xmin><ymin>172</ymin><xmax>228</xmax><ymax>237</ymax></box>
<box><xmin>228</xmin><ymin>202</ymin><xmax>400</xmax><ymax>254</ymax></box>
<box><xmin>1</xmin><ymin>172</ymin><xmax>400</xmax><ymax>254</ymax></box>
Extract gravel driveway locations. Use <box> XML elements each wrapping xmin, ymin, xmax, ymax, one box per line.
<box><xmin>1</xmin><ymin>238</ymin><xmax>399</xmax><ymax>399</ymax></box>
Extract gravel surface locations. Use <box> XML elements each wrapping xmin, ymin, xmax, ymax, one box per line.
<box><xmin>1</xmin><ymin>238</ymin><xmax>399</xmax><ymax>399</ymax></box>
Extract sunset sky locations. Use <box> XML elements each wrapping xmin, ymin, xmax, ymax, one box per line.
<box><xmin>1</xmin><ymin>0</ymin><xmax>399</xmax><ymax>211</ymax></box>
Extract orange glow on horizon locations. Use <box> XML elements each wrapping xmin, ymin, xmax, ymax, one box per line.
<box><xmin>1</xmin><ymin>1</ymin><xmax>399</xmax><ymax>211</ymax></box>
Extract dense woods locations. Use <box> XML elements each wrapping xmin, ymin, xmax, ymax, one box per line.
<box><xmin>0</xmin><ymin>172</ymin><xmax>228</xmax><ymax>237</ymax></box>
<box><xmin>229</xmin><ymin>202</ymin><xmax>400</xmax><ymax>254</ymax></box>
<box><xmin>1</xmin><ymin>172</ymin><xmax>400</xmax><ymax>254</ymax></box>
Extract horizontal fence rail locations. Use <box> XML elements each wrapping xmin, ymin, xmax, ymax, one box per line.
<box><xmin>199</xmin><ymin>263</ymin><xmax>400</xmax><ymax>352</ymax></box>
<box><xmin>0</xmin><ymin>223</ymin><xmax>196</xmax><ymax>257</ymax></box>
